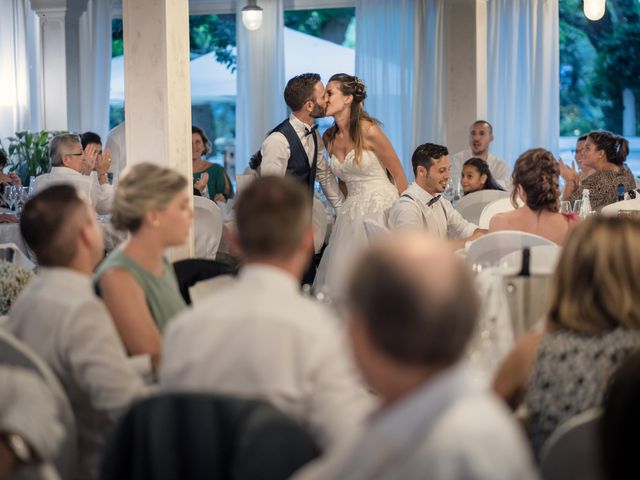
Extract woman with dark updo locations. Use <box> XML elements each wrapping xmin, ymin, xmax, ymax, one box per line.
<box><xmin>561</xmin><ymin>130</ymin><xmax>635</xmax><ymax>210</ymax></box>
<box><xmin>489</xmin><ymin>148</ymin><xmax>577</xmax><ymax>245</ymax></box>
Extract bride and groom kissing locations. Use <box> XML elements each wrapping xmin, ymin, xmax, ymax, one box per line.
<box><xmin>254</xmin><ymin>72</ymin><xmax>408</xmax><ymax>296</ymax></box>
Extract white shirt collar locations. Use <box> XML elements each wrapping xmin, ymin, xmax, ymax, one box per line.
<box><xmin>406</xmin><ymin>182</ymin><xmax>440</xmax><ymax>206</ymax></box>
<box><xmin>289</xmin><ymin>113</ymin><xmax>315</xmax><ymax>134</ymax></box>
<box><xmin>38</xmin><ymin>267</ymin><xmax>94</xmax><ymax>294</ymax></box>
<box><xmin>239</xmin><ymin>264</ymin><xmax>300</xmax><ymax>295</ymax></box>
<box><xmin>51</xmin><ymin>166</ymin><xmax>82</xmax><ymax>176</ymax></box>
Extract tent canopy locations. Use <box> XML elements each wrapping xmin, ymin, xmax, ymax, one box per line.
<box><xmin>110</xmin><ymin>27</ymin><xmax>355</xmax><ymax>104</ymax></box>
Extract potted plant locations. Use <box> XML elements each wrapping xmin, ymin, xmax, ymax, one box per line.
<box><xmin>2</xmin><ymin>130</ymin><xmax>65</xmax><ymax>186</ymax></box>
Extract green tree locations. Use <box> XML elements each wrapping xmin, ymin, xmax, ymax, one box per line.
<box><xmin>284</xmin><ymin>8</ymin><xmax>355</xmax><ymax>46</ymax></box>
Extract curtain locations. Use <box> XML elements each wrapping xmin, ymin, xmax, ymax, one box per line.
<box><xmin>235</xmin><ymin>0</ymin><xmax>286</xmax><ymax>176</ymax></box>
<box><xmin>487</xmin><ymin>0</ymin><xmax>559</xmax><ymax>166</ymax></box>
<box><xmin>79</xmin><ymin>0</ymin><xmax>113</xmax><ymax>141</ymax></box>
<box><xmin>0</xmin><ymin>0</ymin><xmax>31</xmax><ymax>140</ymax></box>
<box><xmin>355</xmin><ymin>0</ymin><xmax>445</xmax><ymax>179</ymax></box>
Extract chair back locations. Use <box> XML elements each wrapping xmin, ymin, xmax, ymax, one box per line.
<box><xmin>600</xmin><ymin>198</ymin><xmax>640</xmax><ymax>217</ymax></box>
<box><xmin>193</xmin><ymin>196</ymin><xmax>224</xmax><ymax>259</ymax></box>
<box><xmin>498</xmin><ymin>245</ymin><xmax>561</xmax><ymax>276</ymax></box>
<box><xmin>0</xmin><ymin>242</ymin><xmax>35</xmax><ymax>270</ymax></box>
<box><xmin>540</xmin><ymin>408</ymin><xmax>603</xmax><ymax>480</ymax></box>
<box><xmin>363</xmin><ymin>220</ymin><xmax>390</xmax><ymax>243</ymax></box>
<box><xmin>312</xmin><ymin>197</ymin><xmax>328</xmax><ymax>254</ymax></box>
<box><xmin>173</xmin><ymin>258</ymin><xmax>236</xmax><ymax>305</ymax></box>
<box><xmin>456</xmin><ymin>190</ymin><xmax>510</xmax><ymax>225</ymax></box>
<box><xmin>0</xmin><ymin>330</ymin><xmax>77</xmax><ymax>480</ymax></box>
<box><xmin>478</xmin><ymin>196</ymin><xmax>524</xmax><ymax>229</ymax></box>
<box><xmin>466</xmin><ymin>231</ymin><xmax>555</xmax><ymax>267</ymax></box>
<box><xmin>100</xmin><ymin>392</ymin><xmax>320</xmax><ymax>480</ymax></box>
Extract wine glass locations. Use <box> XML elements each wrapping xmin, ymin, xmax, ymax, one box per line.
<box><xmin>5</xmin><ymin>185</ymin><xmax>18</xmax><ymax>212</ymax></box>
<box><xmin>572</xmin><ymin>200</ymin><xmax>583</xmax><ymax>216</ymax></box>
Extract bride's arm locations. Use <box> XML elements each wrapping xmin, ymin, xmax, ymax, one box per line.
<box><xmin>363</xmin><ymin>123</ymin><xmax>408</xmax><ymax>194</ymax></box>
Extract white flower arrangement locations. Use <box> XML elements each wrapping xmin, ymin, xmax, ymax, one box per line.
<box><xmin>0</xmin><ymin>260</ymin><xmax>34</xmax><ymax>314</ymax></box>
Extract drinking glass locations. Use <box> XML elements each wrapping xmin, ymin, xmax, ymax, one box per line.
<box><xmin>5</xmin><ymin>185</ymin><xmax>18</xmax><ymax>211</ymax></box>
<box><xmin>559</xmin><ymin>200</ymin><xmax>572</xmax><ymax>215</ymax></box>
<box><xmin>572</xmin><ymin>200</ymin><xmax>583</xmax><ymax>214</ymax></box>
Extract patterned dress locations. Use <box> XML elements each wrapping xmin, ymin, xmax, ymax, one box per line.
<box><xmin>570</xmin><ymin>166</ymin><xmax>636</xmax><ymax>210</ymax></box>
<box><xmin>525</xmin><ymin>327</ymin><xmax>639</xmax><ymax>458</ymax></box>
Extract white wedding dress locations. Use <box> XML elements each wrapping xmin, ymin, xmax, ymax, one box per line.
<box><xmin>314</xmin><ymin>149</ymin><xmax>399</xmax><ymax>300</ymax></box>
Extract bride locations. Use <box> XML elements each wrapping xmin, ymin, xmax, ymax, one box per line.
<box><xmin>314</xmin><ymin>73</ymin><xmax>408</xmax><ymax>300</ymax></box>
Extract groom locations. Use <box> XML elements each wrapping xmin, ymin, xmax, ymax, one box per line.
<box><xmin>257</xmin><ymin>73</ymin><xmax>343</xmax><ymax>207</ymax></box>
<box><xmin>256</xmin><ymin>73</ymin><xmax>344</xmax><ymax>284</ymax></box>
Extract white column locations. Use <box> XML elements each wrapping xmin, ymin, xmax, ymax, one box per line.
<box><xmin>30</xmin><ymin>0</ymin><xmax>69</xmax><ymax>131</ymax></box>
<box><xmin>443</xmin><ymin>0</ymin><xmax>488</xmax><ymax>155</ymax></box>
<box><xmin>122</xmin><ymin>0</ymin><xmax>193</xmax><ymax>258</ymax></box>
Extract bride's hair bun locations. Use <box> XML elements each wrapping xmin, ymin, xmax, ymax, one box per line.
<box><xmin>352</xmin><ymin>76</ymin><xmax>367</xmax><ymax>102</ymax></box>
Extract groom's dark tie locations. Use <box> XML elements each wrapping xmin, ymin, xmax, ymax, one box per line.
<box><xmin>427</xmin><ymin>195</ymin><xmax>441</xmax><ymax>207</ymax></box>
<box><xmin>304</xmin><ymin>124</ymin><xmax>318</xmax><ymax>136</ymax></box>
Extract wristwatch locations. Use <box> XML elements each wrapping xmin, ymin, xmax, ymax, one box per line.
<box><xmin>1</xmin><ymin>432</ymin><xmax>34</xmax><ymax>464</ymax></box>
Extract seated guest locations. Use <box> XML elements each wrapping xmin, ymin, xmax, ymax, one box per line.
<box><xmin>461</xmin><ymin>157</ymin><xmax>506</xmax><ymax>195</ymax></box>
<box><xmin>490</xmin><ymin>148</ymin><xmax>577</xmax><ymax>245</ymax></box>
<box><xmin>7</xmin><ymin>185</ymin><xmax>147</xmax><ymax>479</ymax></box>
<box><xmin>0</xmin><ymin>149</ymin><xmax>20</xmax><ymax>223</ymax></box>
<box><xmin>36</xmin><ymin>133</ymin><xmax>113</xmax><ymax>214</ymax></box>
<box><xmin>493</xmin><ymin>216</ymin><xmax>640</xmax><ymax>458</ymax></box>
<box><xmin>388</xmin><ymin>143</ymin><xmax>483</xmax><ymax>248</ymax></box>
<box><xmin>95</xmin><ymin>163</ymin><xmax>190</xmax><ymax>371</ymax></box>
<box><xmin>161</xmin><ymin>176</ymin><xmax>374</xmax><ymax>449</ymax></box>
<box><xmin>192</xmin><ymin>126</ymin><xmax>234</xmax><ymax>201</ymax></box>
<box><xmin>451</xmin><ymin>120</ymin><xmax>511</xmax><ymax>189</ymax></box>
<box><xmin>295</xmin><ymin>232</ymin><xmax>537</xmax><ymax>479</ymax></box>
<box><xmin>561</xmin><ymin>130</ymin><xmax>635</xmax><ymax>210</ymax></box>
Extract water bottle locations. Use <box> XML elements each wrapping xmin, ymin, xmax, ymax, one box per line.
<box><xmin>579</xmin><ymin>189</ymin><xmax>592</xmax><ymax>219</ymax></box>
<box><xmin>617</xmin><ymin>183</ymin><xmax>625</xmax><ymax>202</ymax></box>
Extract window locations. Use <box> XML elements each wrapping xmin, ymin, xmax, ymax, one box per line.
<box><xmin>559</xmin><ymin>0</ymin><xmax>640</xmax><ymax>175</ymax></box>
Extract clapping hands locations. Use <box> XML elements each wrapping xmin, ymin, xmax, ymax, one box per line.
<box><xmin>195</xmin><ymin>172</ymin><xmax>209</xmax><ymax>192</ymax></box>
<box><xmin>0</xmin><ymin>172</ymin><xmax>21</xmax><ymax>186</ymax></box>
<box><xmin>82</xmin><ymin>144</ymin><xmax>100</xmax><ymax>175</ymax></box>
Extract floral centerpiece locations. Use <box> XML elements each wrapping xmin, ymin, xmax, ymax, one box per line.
<box><xmin>0</xmin><ymin>260</ymin><xmax>34</xmax><ymax>314</ymax></box>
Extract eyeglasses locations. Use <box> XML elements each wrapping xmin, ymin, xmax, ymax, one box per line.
<box><xmin>65</xmin><ymin>152</ymin><xmax>84</xmax><ymax>157</ymax></box>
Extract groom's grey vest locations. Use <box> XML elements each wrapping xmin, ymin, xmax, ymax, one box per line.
<box><xmin>261</xmin><ymin>119</ymin><xmax>318</xmax><ymax>194</ymax></box>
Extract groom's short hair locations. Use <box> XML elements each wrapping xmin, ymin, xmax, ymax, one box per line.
<box><xmin>284</xmin><ymin>73</ymin><xmax>322</xmax><ymax>112</ymax></box>
<box><xmin>411</xmin><ymin>143</ymin><xmax>449</xmax><ymax>176</ymax></box>
<box><xmin>235</xmin><ymin>176</ymin><xmax>311</xmax><ymax>260</ymax></box>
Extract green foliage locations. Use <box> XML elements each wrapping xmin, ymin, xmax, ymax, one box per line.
<box><xmin>112</xmin><ymin>19</ymin><xmax>123</xmax><ymax>57</ymax></box>
<box><xmin>284</xmin><ymin>8</ymin><xmax>355</xmax><ymax>46</ymax></box>
<box><xmin>560</xmin><ymin>0</ymin><xmax>640</xmax><ymax>135</ymax></box>
<box><xmin>2</xmin><ymin>131</ymin><xmax>65</xmax><ymax>186</ymax></box>
<box><xmin>189</xmin><ymin>14</ymin><xmax>236</xmax><ymax>71</ymax></box>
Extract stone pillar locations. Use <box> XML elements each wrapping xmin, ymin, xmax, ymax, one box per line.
<box><xmin>30</xmin><ymin>0</ymin><xmax>69</xmax><ymax>131</ymax></box>
<box><xmin>444</xmin><ymin>0</ymin><xmax>488</xmax><ymax>155</ymax></box>
<box><xmin>122</xmin><ymin>0</ymin><xmax>193</xmax><ymax>258</ymax></box>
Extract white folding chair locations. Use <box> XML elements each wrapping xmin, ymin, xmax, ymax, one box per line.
<box><xmin>540</xmin><ymin>408</ymin><xmax>603</xmax><ymax>480</ymax></box>
<box><xmin>0</xmin><ymin>242</ymin><xmax>35</xmax><ymax>270</ymax></box>
<box><xmin>600</xmin><ymin>198</ymin><xmax>640</xmax><ymax>217</ymax></box>
<box><xmin>363</xmin><ymin>220</ymin><xmax>390</xmax><ymax>243</ymax></box>
<box><xmin>478</xmin><ymin>196</ymin><xmax>524</xmax><ymax>229</ymax></box>
<box><xmin>235</xmin><ymin>174</ymin><xmax>255</xmax><ymax>196</ymax></box>
<box><xmin>466</xmin><ymin>231</ymin><xmax>555</xmax><ymax>267</ymax></box>
<box><xmin>193</xmin><ymin>196</ymin><xmax>224</xmax><ymax>259</ymax></box>
<box><xmin>312</xmin><ymin>197</ymin><xmax>328</xmax><ymax>254</ymax></box>
<box><xmin>455</xmin><ymin>190</ymin><xmax>510</xmax><ymax>225</ymax></box>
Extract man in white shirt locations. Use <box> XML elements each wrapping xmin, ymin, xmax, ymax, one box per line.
<box><xmin>389</xmin><ymin>143</ymin><xmax>484</xmax><ymax>248</ymax></box>
<box><xmin>295</xmin><ymin>232</ymin><xmax>539</xmax><ymax>480</ymax></box>
<box><xmin>451</xmin><ymin>120</ymin><xmax>511</xmax><ymax>189</ymax></box>
<box><xmin>36</xmin><ymin>133</ymin><xmax>113</xmax><ymax>214</ymax></box>
<box><xmin>161</xmin><ymin>176</ymin><xmax>374</xmax><ymax>449</ymax></box>
<box><xmin>259</xmin><ymin>73</ymin><xmax>343</xmax><ymax>208</ymax></box>
<box><xmin>8</xmin><ymin>185</ymin><xmax>147</xmax><ymax>480</ymax></box>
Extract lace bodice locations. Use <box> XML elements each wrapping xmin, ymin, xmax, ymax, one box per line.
<box><xmin>330</xmin><ymin>149</ymin><xmax>398</xmax><ymax>221</ymax></box>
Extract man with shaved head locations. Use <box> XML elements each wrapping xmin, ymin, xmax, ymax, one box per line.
<box><xmin>295</xmin><ymin>232</ymin><xmax>537</xmax><ymax>480</ymax></box>
<box><xmin>7</xmin><ymin>185</ymin><xmax>146</xmax><ymax>479</ymax></box>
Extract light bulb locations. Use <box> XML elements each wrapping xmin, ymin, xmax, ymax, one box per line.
<box><xmin>242</xmin><ymin>5</ymin><xmax>263</xmax><ymax>31</ymax></box>
<box><xmin>584</xmin><ymin>0</ymin><xmax>606</xmax><ymax>21</ymax></box>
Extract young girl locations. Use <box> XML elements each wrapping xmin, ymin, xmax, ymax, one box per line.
<box><xmin>461</xmin><ymin>157</ymin><xmax>505</xmax><ymax>194</ymax></box>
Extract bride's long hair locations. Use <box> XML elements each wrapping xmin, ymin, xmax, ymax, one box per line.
<box><xmin>325</xmin><ymin>73</ymin><xmax>380</xmax><ymax>165</ymax></box>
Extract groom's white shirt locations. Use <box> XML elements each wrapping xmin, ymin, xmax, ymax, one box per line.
<box><xmin>260</xmin><ymin>113</ymin><xmax>344</xmax><ymax>208</ymax></box>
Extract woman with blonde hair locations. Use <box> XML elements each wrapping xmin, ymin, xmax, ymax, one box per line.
<box><xmin>493</xmin><ymin>216</ymin><xmax>640</xmax><ymax>458</ymax></box>
<box><xmin>95</xmin><ymin>163</ymin><xmax>192</xmax><ymax>370</ymax></box>
<box><xmin>313</xmin><ymin>73</ymin><xmax>408</xmax><ymax>299</ymax></box>
<box><xmin>489</xmin><ymin>148</ymin><xmax>577</xmax><ymax>245</ymax></box>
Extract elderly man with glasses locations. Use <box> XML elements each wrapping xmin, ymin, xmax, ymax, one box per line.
<box><xmin>35</xmin><ymin>133</ymin><xmax>114</xmax><ymax>214</ymax></box>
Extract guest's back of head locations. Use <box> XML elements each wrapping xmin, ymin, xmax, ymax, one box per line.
<box><xmin>511</xmin><ymin>148</ymin><xmax>560</xmax><ymax>212</ymax></box>
<box><xmin>234</xmin><ymin>176</ymin><xmax>312</xmax><ymax>261</ymax></box>
<box><xmin>348</xmin><ymin>232</ymin><xmax>478</xmax><ymax>370</ymax></box>
<box><xmin>21</xmin><ymin>184</ymin><xmax>100</xmax><ymax>267</ymax></box>
<box><xmin>548</xmin><ymin>216</ymin><xmax>640</xmax><ymax>334</ymax></box>
<box><xmin>111</xmin><ymin>163</ymin><xmax>189</xmax><ymax>234</ymax></box>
